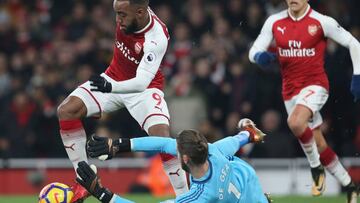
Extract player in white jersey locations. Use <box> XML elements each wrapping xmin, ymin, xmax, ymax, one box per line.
<box><xmin>57</xmin><ymin>0</ymin><xmax>188</xmax><ymax>202</ymax></box>
<box><xmin>249</xmin><ymin>0</ymin><xmax>360</xmax><ymax>202</ymax></box>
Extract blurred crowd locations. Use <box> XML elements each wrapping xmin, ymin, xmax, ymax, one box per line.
<box><xmin>0</xmin><ymin>0</ymin><xmax>359</xmax><ymax>158</ymax></box>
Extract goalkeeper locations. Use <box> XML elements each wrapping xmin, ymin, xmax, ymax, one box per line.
<box><xmin>76</xmin><ymin>119</ymin><xmax>270</xmax><ymax>203</ymax></box>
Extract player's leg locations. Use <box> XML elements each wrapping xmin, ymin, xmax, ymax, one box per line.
<box><xmin>285</xmin><ymin>85</ymin><xmax>330</xmax><ymax>196</ymax></box>
<box><xmin>287</xmin><ymin>105</ymin><xmax>321</xmax><ymax>168</ymax></box>
<box><xmin>57</xmin><ymin>96</ymin><xmax>90</xmax><ymax>203</ymax></box>
<box><xmin>313</xmin><ymin>129</ymin><xmax>359</xmax><ymax>202</ymax></box>
<box><xmin>313</xmin><ymin>127</ymin><xmax>327</xmax><ymax>152</ymax></box>
<box><xmin>58</xmin><ymin>78</ymin><xmax>121</xmax><ymax>202</ymax></box>
<box><xmin>148</xmin><ymin>124</ymin><xmax>189</xmax><ymax>196</ymax></box>
<box><xmin>314</xmin><ymin>128</ymin><xmax>351</xmax><ymax>186</ymax></box>
<box><xmin>286</xmin><ymin>86</ymin><xmax>329</xmax><ymax>196</ymax></box>
<box><xmin>287</xmin><ymin>104</ymin><xmax>325</xmax><ymax>196</ymax></box>
<box><xmin>125</xmin><ymin>88</ymin><xmax>189</xmax><ymax>196</ymax></box>
<box><xmin>57</xmin><ymin>96</ymin><xmax>88</xmax><ymax>172</ymax></box>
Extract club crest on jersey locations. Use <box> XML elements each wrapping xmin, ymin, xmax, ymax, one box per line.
<box><xmin>134</xmin><ymin>42</ymin><xmax>142</xmax><ymax>54</ymax></box>
<box><xmin>308</xmin><ymin>24</ymin><xmax>318</xmax><ymax>36</ymax></box>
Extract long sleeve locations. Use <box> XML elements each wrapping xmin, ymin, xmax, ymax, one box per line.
<box><xmin>130</xmin><ymin>137</ymin><xmax>177</xmax><ymax>156</ymax></box>
<box><xmin>212</xmin><ymin>131</ymin><xmax>250</xmax><ymax>156</ymax></box>
<box><xmin>111</xmin><ymin>30</ymin><xmax>168</xmax><ymax>93</ymax></box>
<box><xmin>110</xmin><ymin>69</ymin><xmax>154</xmax><ymax>93</ymax></box>
<box><xmin>321</xmin><ymin>15</ymin><xmax>360</xmax><ymax>74</ymax></box>
<box><xmin>249</xmin><ymin>15</ymin><xmax>275</xmax><ymax>63</ymax></box>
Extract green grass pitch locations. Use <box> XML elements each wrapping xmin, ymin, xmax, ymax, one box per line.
<box><xmin>0</xmin><ymin>194</ymin><xmax>348</xmax><ymax>203</ymax></box>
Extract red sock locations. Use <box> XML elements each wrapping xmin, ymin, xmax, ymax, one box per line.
<box><xmin>59</xmin><ymin>119</ymin><xmax>83</xmax><ymax>133</ymax></box>
<box><xmin>160</xmin><ymin>153</ymin><xmax>176</xmax><ymax>162</ymax></box>
<box><xmin>320</xmin><ymin>146</ymin><xmax>337</xmax><ymax>167</ymax></box>
<box><xmin>320</xmin><ymin>146</ymin><xmax>351</xmax><ymax>186</ymax></box>
<box><xmin>59</xmin><ymin>119</ymin><xmax>87</xmax><ymax>171</ymax></box>
<box><xmin>298</xmin><ymin>127</ymin><xmax>313</xmax><ymax>144</ymax></box>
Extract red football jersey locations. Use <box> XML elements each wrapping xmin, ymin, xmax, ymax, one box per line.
<box><xmin>105</xmin><ymin>8</ymin><xmax>169</xmax><ymax>90</ymax></box>
<box><xmin>250</xmin><ymin>6</ymin><xmax>356</xmax><ymax>100</ymax></box>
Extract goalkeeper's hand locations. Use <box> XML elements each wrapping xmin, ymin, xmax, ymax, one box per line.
<box><xmin>87</xmin><ymin>134</ymin><xmax>131</xmax><ymax>160</ymax></box>
<box><xmin>89</xmin><ymin>75</ymin><xmax>112</xmax><ymax>93</ymax></box>
<box><xmin>76</xmin><ymin>161</ymin><xmax>114</xmax><ymax>203</ymax></box>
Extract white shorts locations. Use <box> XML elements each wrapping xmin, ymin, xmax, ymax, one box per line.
<box><xmin>284</xmin><ymin>85</ymin><xmax>328</xmax><ymax>129</ymax></box>
<box><xmin>69</xmin><ymin>73</ymin><xmax>170</xmax><ymax>133</ymax></box>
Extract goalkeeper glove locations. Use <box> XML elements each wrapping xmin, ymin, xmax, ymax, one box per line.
<box><xmin>89</xmin><ymin>75</ymin><xmax>112</xmax><ymax>93</ymax></box>
<box><xmin>254</xmin><ymin>51</ymin><xmax>276</xmax><ymax>67</ymax></box>
<box><xmin>76</xmin><ymin>161</ymin><xmax>113</xmax><ymax>203</ymax></box>
<box><xmin>87</xmin><ymin>134</ymin><xmax>131</xmax><ymax>160</ymax></box>
<box><xmin>351</xmin><ymin>75</ymin><xmax>360</xmax><ymax>101</ymax></box>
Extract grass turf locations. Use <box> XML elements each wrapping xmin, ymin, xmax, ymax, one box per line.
<box><xmin>0</xmin><ymin>194</ymin><xmax>348</xmax><ymax>203</ymax></box>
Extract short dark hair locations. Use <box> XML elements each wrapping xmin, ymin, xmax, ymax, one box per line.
<box><xmin>117</xmin><ymin>0</ymin><xmax>149</xmax><ymax>6</ymax></box>
<box><xmin>130</xmin><ymin>0</ymin><xmax>149</xmax><ymax>5</ymax></box>
<box><xmin>176</xmin><ymin>130</ymin><xmax>208</xmax><ymax>166</ymax></box>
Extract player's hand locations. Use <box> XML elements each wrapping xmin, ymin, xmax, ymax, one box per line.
<box><xmin>76</xmin><ymin>161</ymin><xmax>113</xmax><ymax>203</ymax></box>
<box><xmin>87</xmin><ymin>135</ymin><xmax>131</xmax><ymax>160</ymax></box>
<box><xmin>89</xmin><ymin>75</ymin><xmax>112</xmax><ymax>93</ymax></box>
<box><xmin>254</xmin><ymin>51</ymin><xmax>276</xmax><ymax>67</ymax></box>
<box><xmin>351</xmin><ymin>75</ymin><xmax>360</xmax><ymax>101</ymax></box>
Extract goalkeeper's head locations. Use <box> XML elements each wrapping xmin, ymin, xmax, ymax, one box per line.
<box><xmin>176</xmin><ymin>130</ymin><xmax>209</xmax><ymax>173</ymax></box>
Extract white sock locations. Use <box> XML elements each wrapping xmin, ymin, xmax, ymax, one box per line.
<box><xmin>60</xmin><ymin>128</ymin><xmax>88</xmax><ymax>174</ymax></box>
<box><xmin>299</xmin><ymin>138</ymin><xmax>321</xmax><ymax>168</ymax></box>
<box><xmin>162</xmin><ymin>158</ymin><xmax>189</xmax><ymax>196</ymax></box>
<box><xmin>325</xmin><ymin>157</ymin><xmax>351</xmax><ymax>186</ymax></box>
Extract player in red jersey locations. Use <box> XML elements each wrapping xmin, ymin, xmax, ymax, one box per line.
<box><xmin>57</xmin><ymin>0</ymin><xmax>188</xmax><ymax>202</ymax></box>
<box><xmin>249</xmin><ymin>0</ymin><xmax>360</xmax><ymax>202</ymax></box>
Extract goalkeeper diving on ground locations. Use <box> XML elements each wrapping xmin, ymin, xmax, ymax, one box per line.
<box><xmin>76</xmin><ymin>118</ymin><xmax>271</xmax><ymax>203</ymax></box>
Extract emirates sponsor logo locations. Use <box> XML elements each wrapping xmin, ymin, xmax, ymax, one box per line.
<box><xmin>115</xmin><ymin>41</ymin><xmax>140</xmax><ymax>64</ymax></box>
<box><xmin>279</xmin><ymin>40</ymin><xmax>316</xmax><ymax>57</ymax></box>
<box><xmin>279</xmin><ymin>48</ymin><xmax>315</xmax><ymax>57</ymax></box>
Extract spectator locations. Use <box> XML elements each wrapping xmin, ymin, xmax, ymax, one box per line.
<box><xmin>250</xmin><ymin>110</ymin><xmax>295</xmax><ymax>158</ymax></box>
<box><xmin>0</xmin><ymin>0</ymin><xmax>358</xmax><ymax>158</ymax></box>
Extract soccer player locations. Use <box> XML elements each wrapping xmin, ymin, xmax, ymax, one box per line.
<box><xmin>76</xmin><ymin>119</ymin><xmax>270</xmax><ymax>203</ymax></box>
<box><xmin>249</xmin><ymin>0</ymin><xmax>360</xmax><ymax>201</ymax></box>
<box><xmin>56</xmin><ymin>0</ymin><xmax>188</xmax><ymax>202</ymax></box>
